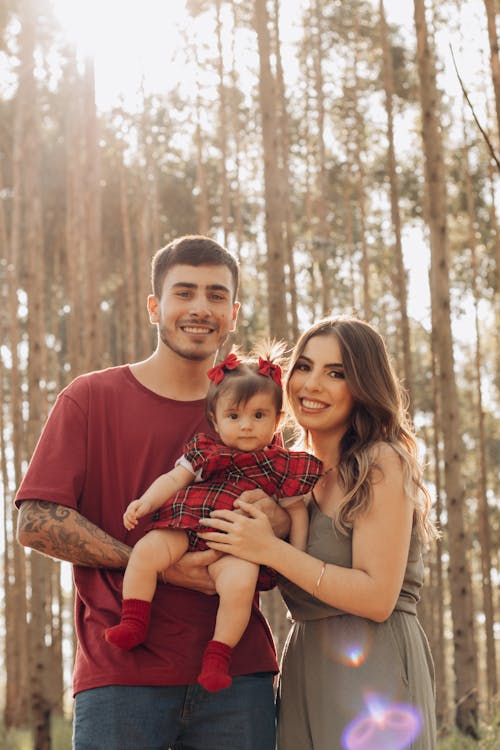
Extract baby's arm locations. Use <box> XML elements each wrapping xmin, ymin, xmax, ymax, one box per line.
<box><xmin>123</xmin><ymin>464</ymin><xmax>194</xmax><ymax>530</ymax></box>
<box><xmin>284</xmin><ymin>497</ymin><xmax>309</xmax><ymax>551</ymax></box>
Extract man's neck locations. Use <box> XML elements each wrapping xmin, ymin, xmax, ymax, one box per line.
<box><xmin>130</xmin><ymin>347</ymin><xmax>212</xmax><ymax>401</ymax></box>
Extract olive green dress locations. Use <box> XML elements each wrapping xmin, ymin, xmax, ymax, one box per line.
<box><xmin>277</xmin><ymin>497</ymin><xmax>437</xmax><ymax>750</ymax></box>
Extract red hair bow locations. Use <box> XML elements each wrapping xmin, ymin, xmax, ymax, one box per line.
<box><xmin>207</xmin><ymin>352</ymin><xmax>241</xmax><ymax>384</ymax></box>
<box><xmin>257</xmin><ymin>357</ymin><xmax>282</xmax><ymax>387</ymax></box>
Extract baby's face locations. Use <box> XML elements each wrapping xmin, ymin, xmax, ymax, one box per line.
<box><xmin>214</xmin><ymin>391</ymin><xmax>279</xmax><ymax>452</ymax></box>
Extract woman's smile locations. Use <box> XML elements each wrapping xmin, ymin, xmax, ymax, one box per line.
<box><xmin>299</xmin><ymin>397</ymin><xmax>329</xmax><ymax>411</ymax></box>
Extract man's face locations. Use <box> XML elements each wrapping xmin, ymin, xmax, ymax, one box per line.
<box><xmin>148</xmin><ymin>264</ymin><xmax>239</xmax><ymax>362</ymax></box>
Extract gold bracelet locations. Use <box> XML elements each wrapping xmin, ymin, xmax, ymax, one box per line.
<box><xmin>312</xmin><ymin>561</ymin><xmax>327</xmax><ymax>598</ymax></box>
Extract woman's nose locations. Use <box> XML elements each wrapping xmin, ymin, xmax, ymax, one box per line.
<box><xmin>303</xmin><ymin>371</ymin><xmax>321</xmax><ymax>390</ymax></box>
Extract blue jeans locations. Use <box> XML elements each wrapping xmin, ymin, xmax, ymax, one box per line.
<box><xmin>73</xmin><ymin>674</ymin><xmax>276</xmax><ymax>750</ymax></box>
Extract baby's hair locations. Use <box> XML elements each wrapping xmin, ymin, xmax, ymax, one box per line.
<box><xmin>206</xmin><ymin>341</ymin><xmax>286</xmax><ymax>427</ymax></box>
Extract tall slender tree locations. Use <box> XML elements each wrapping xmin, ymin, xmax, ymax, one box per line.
<box><xmin>483</xmin><ymin>0</ymin><xmax>500</xmax><ymax>146</ymax></box>
<box><xmin>414</xmin><ymin>0</ymin><xmax>479</xmax><ymax>736</ymax></box>
<box><xmin>461</xmin><ymin>127</ymin><xmax>498</xmax><ymax>706</ymax></box>
<box><xmin>379</xmin><ymin>0</ymin><xmax>414</xmax><ymax>409</ymax></box>
<box><xmin>254</xmin><ymin>0</ymin><xmax>288</xmax><ymax>339</ymax></box>
<box><xmin>18</xmin><ymin>1</ymin><xmax>53</xmax><ymax>745</ymax></box>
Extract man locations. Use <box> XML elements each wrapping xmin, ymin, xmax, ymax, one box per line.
<box><xmin>16</xmin><ymin>235</ymin><xmax>286</xmax><ymax>750</ymax></box>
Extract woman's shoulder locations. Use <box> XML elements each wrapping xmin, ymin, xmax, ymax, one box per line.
<box><xmin>368</xmin><ymin>441</ymin><xmax>399</xmax><ymax>460</ymax></box>
<box><xmin>367</xmin><ymin>441</ymin><xmax>404</xmax><ymax>476</ymax></box>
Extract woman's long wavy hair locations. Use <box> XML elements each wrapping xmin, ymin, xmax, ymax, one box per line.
<box><xmin>285</xmin><ymin>316</ymin><xmax>438</xmax><ymax>543</ymax></box>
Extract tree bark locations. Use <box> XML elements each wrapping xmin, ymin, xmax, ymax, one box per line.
<box><xmin>414</xmin><ymin>0</ymin><xmax>479</xmax><ymax>736</ymax></box>
<box><xmin>254</xmin><ymin>0</ymin><xmax>288</xmax><ymax>339</ymax></box>
<box><xmin>483</xmin><ymin>0</ymin><xmax>500</xmax><ymax>146</ymax></box>
<box><xmin>462</xmin><ymin>128</ymin><xmax>497</xmax><ymax>706</ymax></box>
<box><xmin>379</xmin><ymin>0</ymin><xmax>414</xmax><ymax>410</ymax></box>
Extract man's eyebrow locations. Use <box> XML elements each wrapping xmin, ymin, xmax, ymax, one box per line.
<box><xmin>206</xmin><ymin>284</ymin><xmax>231</xmax><ymax>293</ymax></box>
<box><xmin>171</xmin><ymin>282</ymin><xmax>231</xmax><ymax>293</ymax></box>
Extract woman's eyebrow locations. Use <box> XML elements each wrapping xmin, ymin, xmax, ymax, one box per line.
<box><xmin>298</xmin><ymin>355</ymin><xmax>344</xmax><ymax>368</ymax></box>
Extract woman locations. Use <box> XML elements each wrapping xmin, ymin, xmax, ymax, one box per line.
<box><xmin>199</xmin><ymin>316</ymin><xmax>438</xmax><ymax>750</ymax></box>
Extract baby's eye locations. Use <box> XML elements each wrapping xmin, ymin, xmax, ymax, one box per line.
<box><xmin>255</xmin><ymin>411</ymin><xmax>265</xmax><ymax>419</ymax></box>
<box><xmin>228</xmin><ymin>413</ymin><xmax>238</xmax><ymax>420</ymax></box>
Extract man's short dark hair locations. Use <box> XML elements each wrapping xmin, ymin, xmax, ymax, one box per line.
<box><xmin>152</xmin><ymin>235</ymin><xmax>239</xmax><ymax>301</ymax></box>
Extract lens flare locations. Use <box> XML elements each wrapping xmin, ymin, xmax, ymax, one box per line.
<box><xmin>341</xmin><ymin>694</ymin><xmax>422</xmax><ymax>750</ymax></box>
<box><xmin>321</xmin><ymin>617</ymin><xmax>374</xmax><ymax>667</ymax></box>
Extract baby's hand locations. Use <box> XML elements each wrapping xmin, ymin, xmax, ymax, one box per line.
<box><xmin>123</xmin><ymin>499</ymin><xmax>144</xmax><ymax>530</ymax></box>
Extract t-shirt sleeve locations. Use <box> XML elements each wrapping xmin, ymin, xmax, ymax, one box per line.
<box><xmin>175</xmin><ymin>454</ymin><xmax>202</xmax><ymax>482</ymax></box>
<box><xmin>279</xmin><ymin>453</ymin><xmax>323</xmax><ymax>497</ymax></box>
<box><xmin>15</xmin><ymin>389</ymin><xmax>88</xmax><ymax>510</ymax></box>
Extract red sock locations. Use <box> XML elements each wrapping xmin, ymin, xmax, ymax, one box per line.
<box><xmin>104</xmin><ymin>599</ymin><xmax>151</xmax><ymax>650</ymax></box>
<box><xmin>197</xmin><ymin>640</ymin><xmax>233</xmax><ymax>692</ymax></box>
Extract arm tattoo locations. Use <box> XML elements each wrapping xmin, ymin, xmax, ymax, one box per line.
<box><xmin>17</xmin><ymin>500</ymin><xmax>130</xmax><ymax>569</ymax></box>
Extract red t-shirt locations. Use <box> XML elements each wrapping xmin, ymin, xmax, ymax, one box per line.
<box><xmin>15</xmin><ymin>365</ymin><xmax>278</xmax><ymax>695</ymax></box>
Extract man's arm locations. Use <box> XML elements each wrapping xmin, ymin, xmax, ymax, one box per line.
<box><xmin>17</xmin><ymin>499</ymin><xmax>218</xmax><ymax>594</ymax></box>
<box><xmin>16</xmin><ymin>500</ymin><xmax>130</xmax><ymax>568</ymax></box>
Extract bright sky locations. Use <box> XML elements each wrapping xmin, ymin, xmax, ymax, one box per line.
<box><xmin>48</xmin><ymin>0</ymin><xmax>489</xmax><ymax>343</ymax></box>
<box><xmin>49</xmin><ymin>0</ymin><xmax>487</xmax><ymax>110</ymax></box>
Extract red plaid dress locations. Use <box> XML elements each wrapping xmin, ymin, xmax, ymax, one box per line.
<box><xmin>151</xmin><ymin>433</ymin><xmax>323</xmax><ymax>551</ymax></box>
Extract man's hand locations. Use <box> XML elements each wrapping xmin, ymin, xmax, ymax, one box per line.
<box><xmin>160</xmin><ymin>548</ymin><xmax>221</xmax><ymax>595</ymax></box>
<box><xmin>234</xmin><ymin>489</ymin><xmax>291</xmax><ymax>539</ymax></box>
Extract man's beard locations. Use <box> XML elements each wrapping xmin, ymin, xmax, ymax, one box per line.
<box><xmin>159</xmin><ymin>324</ymin><xmax>224</xmax><ymax>362</ymax></box>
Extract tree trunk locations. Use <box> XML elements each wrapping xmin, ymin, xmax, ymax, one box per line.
<box><xmin>1</xmin><ymin>82</ymin><xmax>30</xmax><ymax>731</ymax></box>
<box><xmin>429</xmin><ymin>333</ymin><xmax>449</xmax><ymax>729</ymax></box>
<box><xmin>254</xmin><ymin>0</ymin><xmax>288</xmax><ymax>339</ymax></box>
<box><xmin>379</xmin><ymin>0</ymin><xmax>414</xmax><ymax>410</ymax></box>
<box><xmin>486</xmin><ymin>155</ymin><xmax>500</xmax><ymax>402</ymax></box>
<box><xmin>194</xmin><ymin>90</ymin><xmax>211</xmax><ymax>236</ymax></box>
<box><xmin>83</xmin><ymin>57</ymin><xmax>102</xmax><ymax>372</ymax></box>
<box><xmin>19</xmin><ymin>0</ymin><xmax>52</xmax><ymax>744</ymax></box>
<box><xmin>483</xmin><ymin>0</ymin><xmax>500</xmax><ymax>146</ymax></box>
<box><xmin>64</xmin><ymin>54</ymin><xmax>86</xmax><ymax>379</ymax></box>
<box><xmin>311</xmin><ymin>0</ymin><xmax>331</xmax><ymax>316</ymax></box>
<box><xmin>119</xmin><ymin>154</ymin><xmax>136</xmax><ymax>363</ymax></box>
<box><xmin>273</xmin><ymin>0</ymin><xmax>299</xmax><ymax>339</ymax></box>
<box><xmin>352</xmin><ymin>6</ymin><xmax>371</xmax><ymax>319</ymax></box>
<box><xmin>215</xmin><ymin>0</ymin><xmax>230</xmax><ymax>245</ymax></box>
<box><xmin>414</xmin><ymin>0</ymin><xmax>479</xmax><ymax>736</ymax></box>
<box><xmin>462</xmin><ymin>130</ymin><xmax>497</xmax><ymax>706</ymax></box>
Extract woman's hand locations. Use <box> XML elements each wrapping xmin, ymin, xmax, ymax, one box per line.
<box><xmin>198</xmin><ymin>500</ymin><xmax>278</xmax><ymax>566</ymax></box>
<box><xmin>235</xmin><ymin>489</ymin><xmax>291</xmax><ymax>539</ymax></box>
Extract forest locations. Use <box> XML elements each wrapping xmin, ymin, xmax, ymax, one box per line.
<box><xmin>0</xmin><ymin>0</ymin><xmax>499</xmax><ymax>748</ymax></box>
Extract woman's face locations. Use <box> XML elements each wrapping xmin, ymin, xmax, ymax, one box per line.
<box><xmin>287</xmin><ymin>333</ymin><xmax>355</xmax><ymax>437</ymax></box>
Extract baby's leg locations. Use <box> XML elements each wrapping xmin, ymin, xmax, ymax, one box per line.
<box><xmin>122</xmin><ymin>528</ymin><xmax>188</xmax><ymax>600</ymax></box>
<box><xmin>197</xmin><ymin>556</ymin><xmax>259</xmax><ymax>692</ymax></box>
<box><xmin>105</xmin><ymin>529</ymin><xmax>188</xmax><ymax>650</ymax></box>
<box><xmin>210</xmin><ymin>556</ymin><xmax>259</xmax><ymax>646</ymax></box>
